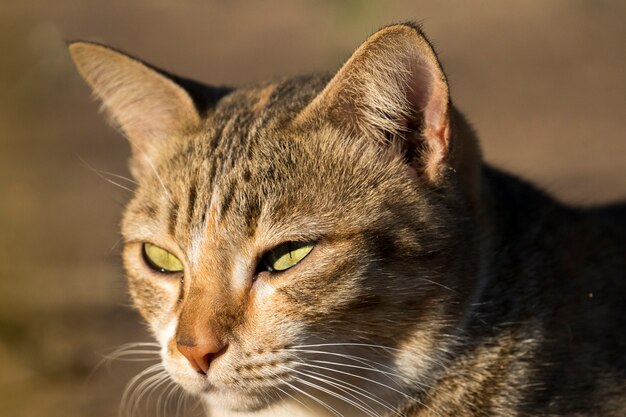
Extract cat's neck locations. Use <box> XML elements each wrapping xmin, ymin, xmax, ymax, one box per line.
<box><xmin>467</xmin><ymin>165</ymin><xmax>567</xmax><ymax>334</ymax></box>
<box><xmin>413</xmin><ymin>165</ymin><xmax>626</xmax><ymax>417</ymax></box>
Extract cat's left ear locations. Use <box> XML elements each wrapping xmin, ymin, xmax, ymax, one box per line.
<box><xmin>295</xmin><ymin>24</ymin><xmax>455</xmax><ymax>183</ymax></box>
<box><xmin>69</xmin><ymin>42</ymin><xmax>205</xmax><ymax>178</ymax></box>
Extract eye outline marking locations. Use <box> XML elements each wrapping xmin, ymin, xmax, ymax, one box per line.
<box><xmin>141</xmin><ymin>242</ymin><xmax>185</xmax><ymax>274</ymax></box>
<box><xmin>258</xmin><ymin>241</ymin><xmax>316</xmax><ymax>274</ymax></box>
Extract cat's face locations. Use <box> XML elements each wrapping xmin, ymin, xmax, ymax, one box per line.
<box><xmin>122</xmin><ymin>97</ymin><xmax>461</xmax><ymax>411</ymax></box>
<box><xmin>71</xmin><ymin>24</ymin><xmax>483</xmax><ymax>414</ymax></box>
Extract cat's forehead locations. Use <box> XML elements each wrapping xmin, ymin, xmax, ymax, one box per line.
<box><xmin>210</xmin><ymin>75</ymin><xmax>330</xmax><ymax>133</ymax></box>
<box><xmin>124</xmin><ymin>73</ymin><xmax>419</xmax><ymax>256</ymax></box>
<box><xmin>127</xmin><ymin>78</ymin><xmax>352</xmax><ymax>242</ymax></box>
<box><xmin>165</xmin><ymin>75</ymin><xmax>332</xmax><ymax>175</ymax></box>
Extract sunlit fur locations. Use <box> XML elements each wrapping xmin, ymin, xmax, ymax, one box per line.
<box><xmin>71</xmin><ymin>23</ymin><xmax>626</xmax><ymax>417</ymax></box>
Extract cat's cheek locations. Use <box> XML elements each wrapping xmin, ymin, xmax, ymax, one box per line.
<box><xmin>127</xmin><ymin>276</ymin><xmax>181</xmax><ymax>337</ymax></box>
<box><xmin>250</xmin><ymin>276</ymin><xmax>276</xmax><ymax>302</ymax></box>
<box><xmin>124</xmin><ymin>244</ymin><xmax>182</xmax><ymax>330</ymax></box>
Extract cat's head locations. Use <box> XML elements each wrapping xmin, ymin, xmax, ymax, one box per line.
<box><xmin>70</xmin><ymin>23</ymin><xmax>483</xmax><ymax>414</ymax></box>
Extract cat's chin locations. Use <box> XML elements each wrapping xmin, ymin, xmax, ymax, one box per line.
<box><xmin>200</xmin><ymin>386</ymin><xmax>278</xmax><ymax>413</ymax></box>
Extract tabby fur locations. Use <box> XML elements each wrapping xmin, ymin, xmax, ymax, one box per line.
<box><xmin>69</xmin><ymin>23</ymin><xmax>626</xmax><ymax>417</ymax></box>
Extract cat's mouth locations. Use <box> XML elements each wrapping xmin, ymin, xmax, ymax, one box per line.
<box><xmin>166</xmin><ymin>361</ymin><xmax>287</xmax><ymax>412</ymax></box>
<box><xmin>161</xmin><ymin>341</ymin><xmax>306</xmax><ymax>412</ymax></box>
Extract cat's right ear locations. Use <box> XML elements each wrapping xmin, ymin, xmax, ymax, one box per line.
<box><xmin>68</xmin><ymin>42</ymin><xmax>203</xmax><ymax>179</ymax></box>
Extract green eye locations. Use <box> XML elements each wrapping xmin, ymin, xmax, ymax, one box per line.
<box><xmin>142</xmin><ymin>243</ymin><xmax>184</xmax><ymax>273</ymax></box>
<box><xmin>262</xmin><ymin>241</ymin><xmax>315</xmax><ymax>272</ymax></box>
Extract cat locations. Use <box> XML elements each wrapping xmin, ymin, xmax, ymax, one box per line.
<box><xmin>69</xmin><ymin>23</ymin><xmax>626</xmax><ymax>417</ymax></box>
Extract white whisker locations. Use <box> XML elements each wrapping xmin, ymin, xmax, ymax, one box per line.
<box><xmin>292</xmin><ymin>360</ymin><xmax>414</xmax><ymax>402</ymax></box>
<box><xmin>79</xmin><ymin>157</ymin><xmax>136</xmax><ymax>193</ymax></box>
<box><xmin>282</xmin><ymin>365</ymin><xmax>384</xmax><ymax>417</ymax></box>
<box><xmin>119</xmin><ymin>362</ymin><xmax>165</xmax><ymax>417</ymax></box>
<box><xmin>281</xmin><ymin>379</ymin><xmax>345</xmax><ymax>417</ymax></box>
<box><xmin>286</xmin><ymin>348</ymin><xmax>408</xmax><ymax>386</ymax></box>
<box><xmin>97</xmin><ymin>170</ymin><xmax>138</xmax><ymax>184</ymax></box>
<box><xmin>287</xmin><ymin>348</ymin><xmax>395</xmax><ymax>372</ymax></box>
<box><xmin>126</xmin><ymin>138</ymin><xmax>174</xmax><ymax>205</ymax></box>
<box><xmin>143</xmin><ymin>373</ymin><xmax>172</xmax><ymax>416</ymax></box>
<box><xmin>129</xmin><ymin>370</ymin><xmax>168</xmax><ymax>417</ymax></box>
<box><xmin>290</xmin><ymin>374</ymin><xmax>380</xmax><ymax>417</ymax></box>
<box><xmin>109</xmin><ymin>236</ymin><xmax>125</xmax><ymax>253</ymax></box>
<box><xmin>176</xmin><ymin>383</ymin><xmax>188</xmax><ymax>417</ymax></box>
<box><xmin>281</xmin><ymin>365</ymin><xmax>402</xmax><ymax>417</ymax></box>
<box><xmin>156</xmin><ymin>380</ymin><xmax>176</xmax><ymax>417</ymax></box>
<box><xmin>275</xmin><ymin>384</ymin><xmax>311</xmax><ymax>412</ymax></box>
<box><xmin>91</xmin><ymin>342</ymin><xmax>161</xmax><ymax>379</ymax></box>
<box><xmin>104</xmin><ymin>350</ymin><xmax>161</xmax><ymax>361</ymax></box>
<box><xmin>309</xmin><ymin>359</ymin><xmax>409</xmax><ymax>384</ymax></box>
<box><xmin>294</xmin><ymin>361</ymin><xmax>441</xmax><ymax>416</ymax></box>
<box><xmin>292</xmin><ymin>343</ymin><xmax>403</xmax><ymax>352</ymax></box>
<box><xmin>419</xmin><ymin>277</ymin><xmax>458</xmax><ymax>294</ymax></box>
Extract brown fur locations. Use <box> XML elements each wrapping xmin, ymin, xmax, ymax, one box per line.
<box><xmin>70</xmin><ymin>23</ymin><xmax>625</xmax><ymax>417</ymax></box>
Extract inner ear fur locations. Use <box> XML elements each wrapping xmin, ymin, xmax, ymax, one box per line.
<box><xmin>68</xmin><ymin>41</ymin><xmax>204</xmax><ymax>178</ymax></box>
<box><xmin>295</xmin><ymin>23</ymin><xmax>479</xmax><ymax>185</ymax></box>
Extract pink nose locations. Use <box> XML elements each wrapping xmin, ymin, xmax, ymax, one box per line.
<box><xmin>176</xmin><ymin>335</ymin><xmax>226</xmax><ymax>374</ymax></box>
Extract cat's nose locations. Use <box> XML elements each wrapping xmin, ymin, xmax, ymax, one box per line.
<box><xmin>176</xmin><ymin>335</ymin><xmax>227</xmax><ymax>374</ymax></box>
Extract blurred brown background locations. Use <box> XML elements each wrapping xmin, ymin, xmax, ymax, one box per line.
<box><xmin>0</xmin><ymin>1</ymin><xmax>624</xmax><ymax>416</ymax></box>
